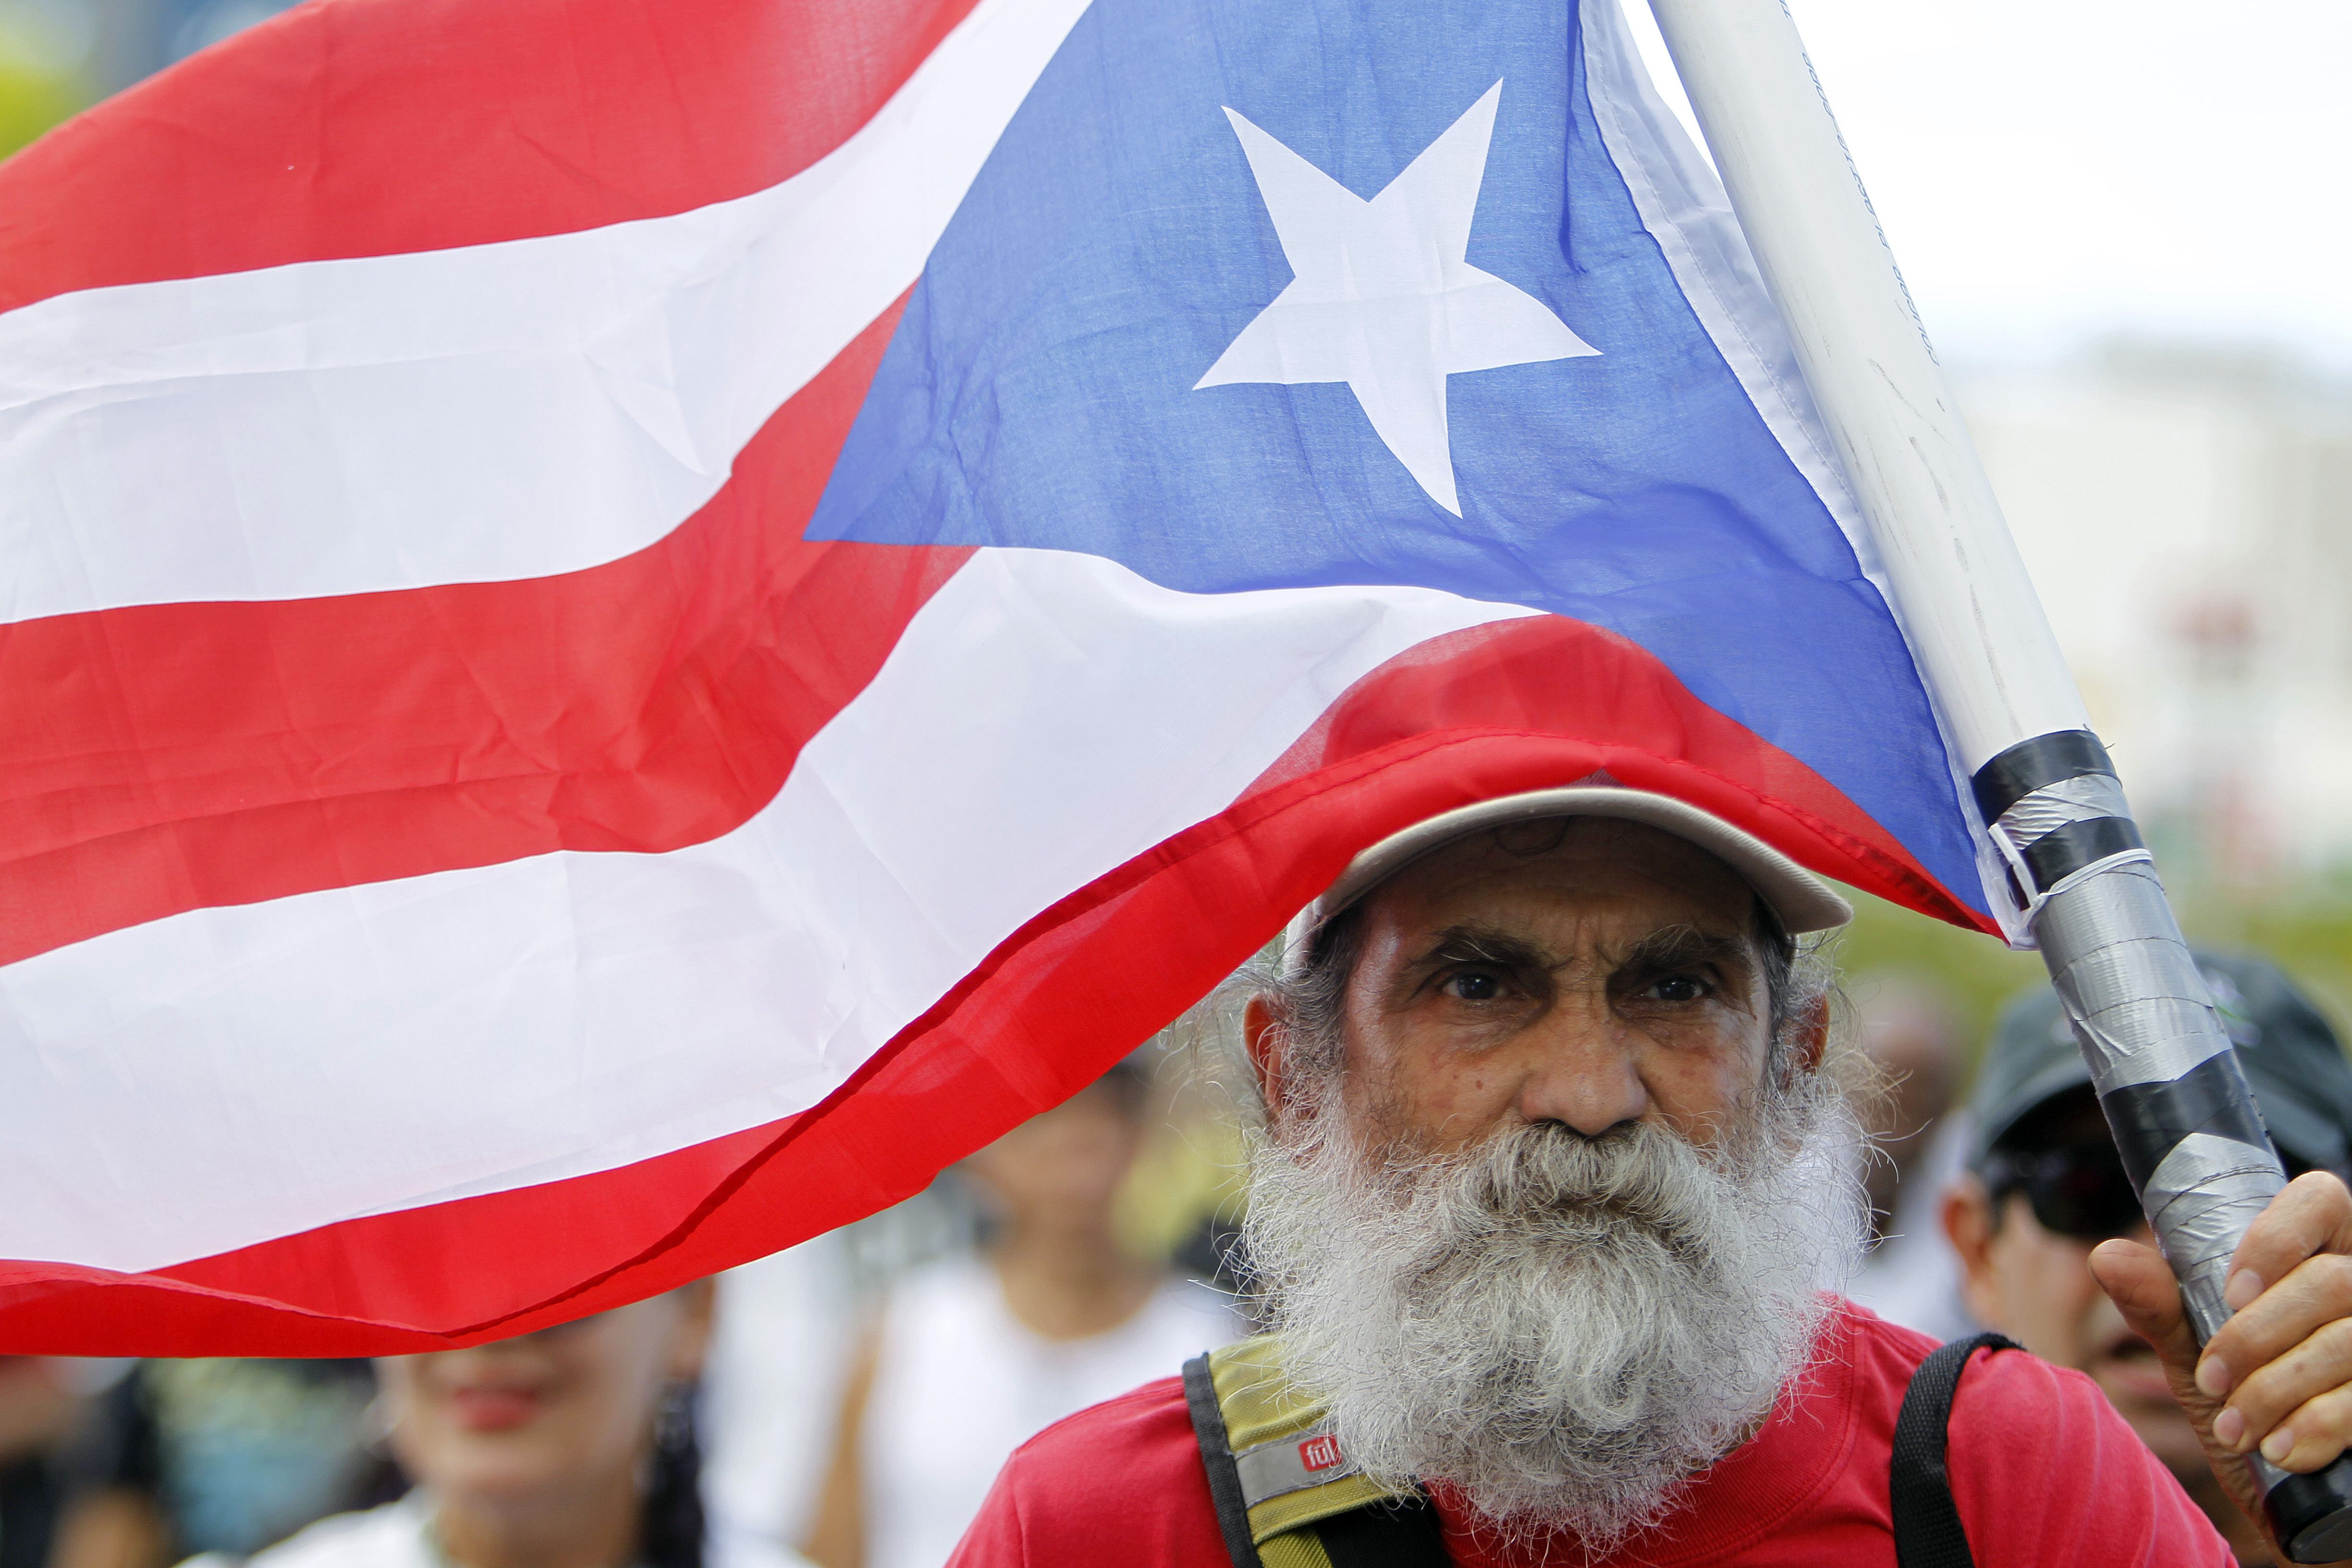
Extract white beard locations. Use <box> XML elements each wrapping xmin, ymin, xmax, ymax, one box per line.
<box><xmin>1240</xmin><ymin>1078</ymin><xmax>1864</xmax><ymax>1554</ymax></box>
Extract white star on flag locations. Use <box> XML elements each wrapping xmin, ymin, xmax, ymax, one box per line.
<box><xmin>1197</xmin><ymin>82</ymin><xmax>1599</xmax><ymax>515</ymax></box>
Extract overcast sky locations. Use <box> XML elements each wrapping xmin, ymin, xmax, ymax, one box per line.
<box><xmin>1624</xmin><ymin>1</ymin><xmax>2352</xmax><ymax>373</ymax></box>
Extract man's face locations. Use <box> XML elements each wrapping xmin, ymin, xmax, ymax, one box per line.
<box><xmin>1312</xmin><ymin>816</ymin><xmax>1782</xmax><ymax>1158</ymax></box>
<box><xmin>1240</xmin><ymin>815</ymin><xmax>1852</xmax><ymax>1548</ymax></box>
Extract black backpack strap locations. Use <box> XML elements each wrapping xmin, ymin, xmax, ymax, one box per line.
<box><xmin>1310</xmin><ymin>1493</ymin><xmax>1448</xmax><ymax>1568</ymax></box>
<box><xmin>1890</xmin><ymin>1332</ymin><xmax>2021</xmax><ymax>1568</ymax></box>
<box><xmin>1184</xmin><ymin>1353</ymin><xmax>1266</xmax><ymax>1568</ymax></box>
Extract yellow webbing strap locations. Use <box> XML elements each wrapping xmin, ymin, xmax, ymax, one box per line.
<box><xmin>1205</xmin><ymin>1335</ymin><xmax>1405</xmax><ymax>1551</ymax></box>
<box><xmin>1257</xmin><ymin>1529</ymin><xmax>1336</xmax><ymax>1568</ymax></box>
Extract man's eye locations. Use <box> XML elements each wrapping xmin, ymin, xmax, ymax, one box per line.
<box><xmin>1644</xmin><ymin>975</ymin><xmax>1707</xmax><ymax>1003</ymax></box>
<box><xmin>1443</xmin><ymin>970</ymin><xmax>1507</xmax><ymax>1002</ymax></box>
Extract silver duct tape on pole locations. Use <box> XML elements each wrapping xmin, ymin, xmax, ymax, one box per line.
<box><xmin>2035</xmin><ymin>869</ymin><xmax>2281</xmax><ymax>1333</ymax></box>
<box><xmin>1977</xmin><ymin>731</ymin><xmax>2352</xmax><ymax>1559</ymax></box>
<box><xmin>1972</xmin><ymin>730</ymin><xmax>2287</xmax><ymax>1337</ymax></box>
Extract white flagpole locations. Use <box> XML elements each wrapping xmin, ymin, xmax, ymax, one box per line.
<box><xmin>1640</xmin><ymin>0</ymin><xmax>2352</xmax><ymax>1557</ymax></box>
<box><xmin>1645</xmin><ymin>3</ymin><xmax>2083</xmax><ymax>780</ymax></box>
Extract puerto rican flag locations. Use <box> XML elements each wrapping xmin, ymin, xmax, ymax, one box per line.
<box><xmin>0</xmin><ymin>0</ymin><xmax>2011</xmax><ymax>1352</ymax></box>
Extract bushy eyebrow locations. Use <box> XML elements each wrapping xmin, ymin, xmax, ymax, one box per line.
<box><xmin>1411</xmin><ymin>924</ymin><xmax>1552</xmax><ymax>974</ymax></box>
<box><xmin>1401</xmin><ymin>921</ymin><xmax>1756</xmax><ymax>994</ymax></box>
<box><xmin>1612</xmin><ymin>924</ymin><xmax>1755</xmax><ymax>984</ymax></box>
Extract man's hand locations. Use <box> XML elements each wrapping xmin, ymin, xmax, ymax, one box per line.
<box><xmin>2092</xmin><ymin>1171</ymin><xmax>2352</xmax><ymax>1565</ymax></box>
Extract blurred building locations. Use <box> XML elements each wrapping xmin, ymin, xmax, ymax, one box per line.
<box><xmin>1960</xmin><ymin>339</ymin><xmax>2352</xmax><ymax>892</ymax></box>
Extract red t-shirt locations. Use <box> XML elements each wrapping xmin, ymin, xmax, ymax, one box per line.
<box><xmin>947</xmin><ymin>1301</ymin><xmax>2232</xmax><ymax>1567</ymax></box>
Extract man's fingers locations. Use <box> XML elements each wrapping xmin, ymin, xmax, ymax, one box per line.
<box><xmin>2218</xmin><ymin>1174</ymin><xmax>2352</xmax><ymax>1321</ymax></box>
<box><xmin>2205</xmin><ymin>1253</ymin><xmax>2352</xmax><ymax>1396</ymax></box>
<box><xmin>2141</xmin><ymin>1175</ymin><xmax>2352</xmax><ymax>1490</ymax></box>
<box><xmin>2091</xmin><ymin>1237</ymin><xmax>2200</xmax><ymax>1375</ymax></box>
<box><xmin>2204</xmin><ymin>1179</ymin><xmax>2352</xmax><ymax>1398</ymax></box>
<box><xmin>2211</xmin><ymin>1311</ymin><xmax>2352</xmax><ymax>1458</ymax></box>
<box><xmin>2252</xmin><ymin>1380</ymin><xmax>2352</xmax><ymax>1474</ymax></box>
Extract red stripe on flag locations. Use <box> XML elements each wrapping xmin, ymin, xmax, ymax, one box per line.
<box><xmin>0</xmin><ymin>615</ymin><xmax>1995</xmax><ymax>1353</ymax></box>
<box><xmin>0</xmin><ymin>294</ymin><xmax>958</xmax><ymax>969</ymax></box>
<box><xmin>0</xmin><ymin>0</ymin><xmax>982</xmax><ymax>315</ymax></box>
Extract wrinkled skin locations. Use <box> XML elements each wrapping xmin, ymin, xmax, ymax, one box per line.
<box><xmin>1247</xmin><ymin>818</ymin><xmax>1809</xmax><ymax>1163</ymax></box>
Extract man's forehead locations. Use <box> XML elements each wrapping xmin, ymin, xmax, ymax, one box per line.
<box><xmin>1360</xmin><ymin>817</ymin><xmax>1758</xmax><ymax>940</ymax></box>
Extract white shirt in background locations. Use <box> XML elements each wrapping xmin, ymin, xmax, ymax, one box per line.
<box><xmin>702</xmin><ymin>1235</ymin><xmax>858</xmax><ymax>1552</ymax></box>
<box><xmin>858</xmin><ymin>1258</ymin><xmax>1243</xmax><ymax>1568</ymax></box>
<box><xmin>184</xmin><ymin>1491</ymin><xmax>811</xmax><ymax>1568</ymax></box>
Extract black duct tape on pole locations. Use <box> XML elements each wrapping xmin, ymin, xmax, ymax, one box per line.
<box><xmin>1977</xmin><ymin>731</ymin><xmax>2352</xmax><ymax>1562</ymax></box>
<box><xmin>2100</xmin><ymin>1054</ymin><xmax>2275</xmax><ymax>1193</ymax></box>
<box><xmin>1971</xmin><ymin>728</ymin><xmax>2119</xmax><ymax>822</ymax></box>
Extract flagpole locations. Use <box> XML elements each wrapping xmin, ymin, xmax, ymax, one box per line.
<box><xmin>1639</xmin><ymin>0</ymin><xmax>2352</xmax><ymax>1556</ymax></box>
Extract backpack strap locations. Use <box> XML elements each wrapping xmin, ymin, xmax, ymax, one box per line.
<box><xmin>1183</xmin><ymin>1352</ymin><xmax>1265</xmax><ymax>1568</ymax></box>
<box><xmin>1183</xmin><ymin>1338</ymin><xmax>1444</xmax><ymax>1568</ymax></box>
<box><xmin>1890</xmin><ymin>1331</ymin><xmax>2021</xmax><ymax>1568</ymax></box>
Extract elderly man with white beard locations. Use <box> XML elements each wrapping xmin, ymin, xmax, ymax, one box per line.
<box><xmin>947</xmin><ymin>788</ymin><xmax>2352</xmax><ymax>1567</ymax></box>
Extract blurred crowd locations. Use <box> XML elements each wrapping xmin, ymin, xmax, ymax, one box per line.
<box><xmin>4</xmin><ymin>943</ymin><xmax>2345</xmax><ymax>1568</ymax></box>
<box><xmin>0</xmin><ymin>1049</ymin><xmax>1247</xmax><ymax>1568</ymax></box>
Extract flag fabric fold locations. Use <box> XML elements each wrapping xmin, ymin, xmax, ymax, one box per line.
<box><xmin>0</xmin><ymin>0</ymin><xmax>2005</xmax><ymax>1352</ymax></box>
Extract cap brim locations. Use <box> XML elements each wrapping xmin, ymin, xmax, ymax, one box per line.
<box><xmin>1286</xmin><ymin>786</ymin><xmax>1852</xmax><ymax>968</ymax></box>
<box><xmin>1971</xmin><ymin>1053</ymin><xmax>2096</xmax><ymax>1166</ymax></box>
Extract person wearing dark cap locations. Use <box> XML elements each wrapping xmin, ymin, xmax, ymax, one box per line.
<box><xmin>1944</xmin><ymin>950</ymin><xmax>2352</xmax><ymax>1565</ymax></box>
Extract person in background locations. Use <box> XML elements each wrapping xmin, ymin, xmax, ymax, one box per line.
<box><xmin>803</xmin><ymin>1060</ymin><xmax>1240</xmax><ymax>1568</ymax></box>
<box><xmin>1944</xmin><ymin>950</ymin><xmax>2352</xmax><ymax>1566</ymax></box>
<box><xmin>1843</xmin><ymin>974</ymin><xmax>1977</xmax><ymax>1341</ymax></box>
<box><xmin>698</xmin><ymin>1238</ymin><xmax>858</xmax><ymax>1563</ymax></box>
<box><xmin>185</xmin><ymin>1283</ymin><xmax>796</xmax><ymax>1568</ymax></box>
<box><xmin>49</xmin><ymin>1361</ymin><xmax>384</xmax><ymax>1568</ymax></box>
<box><xmin>0</xmin><ymin>1358</ymin><xmax>93</xmax><ymax>1568</ymax></box>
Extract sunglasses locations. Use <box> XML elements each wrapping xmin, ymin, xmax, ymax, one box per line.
<box><xmin>1981</xmin><ymin>1145</ymin><xmax>2144</xmax><ymax>1241</ymax></box>
<box><xmin>1985</xmin><ymin>1138</ymin><xmax>2320</xmax><ymax>1242</ymax></box>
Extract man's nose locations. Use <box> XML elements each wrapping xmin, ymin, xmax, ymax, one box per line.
<box><xmin>1513</xmin><ymin>995</ymin><xmax>1649</xmax><ymax>1136</ymax></box>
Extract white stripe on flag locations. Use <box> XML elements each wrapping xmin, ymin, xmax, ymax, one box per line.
<box><xmin>0</xmin><ymin>549</ymin><xmax>1531</xmax><ymax>1273</ymax></box>
<box><xmin>0</xmin><ymin>0</ymin><xmax>1090</xmax><ymax>626</ymax></box>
